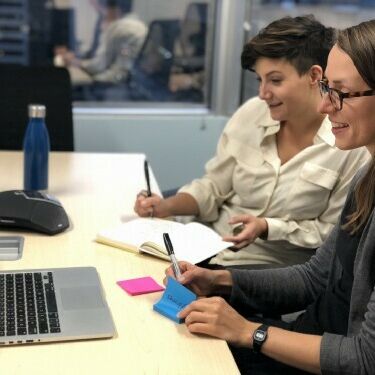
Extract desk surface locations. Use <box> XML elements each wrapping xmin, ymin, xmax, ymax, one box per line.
<box><xmin>0</xmin><ymin>152</ymin><xmax>239</xmax><ymax>375</ymax></box>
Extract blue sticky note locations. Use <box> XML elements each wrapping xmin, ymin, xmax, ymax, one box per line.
<box><xmin>153</xmin><ymin>276</ymin><xmax>197</xmax><ymax>323</ymax></box>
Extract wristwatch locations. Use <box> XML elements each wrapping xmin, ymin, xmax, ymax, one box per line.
<box><xmin>252</xmin><ymin>324</ymin><xmax>269</xmax><ymax>354</ymax></box>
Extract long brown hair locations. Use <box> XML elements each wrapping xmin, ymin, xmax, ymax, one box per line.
<box><xmin>338</xmin><ymin>20</ymin><xmax>375</xmax><ymax>234</ymax></box>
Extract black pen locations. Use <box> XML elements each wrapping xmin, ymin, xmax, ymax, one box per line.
<box><xmin>144</xmin><ymin>160</ymin><xmax>152</xmax><ymax>197</ymax></box>
<box><xmin>163</xmin><ymin>233</ymin><xmax>182</xmax><ymax>279</ymax></box>
<box><xmin>144</xmin><ymin>160</ymin><xmax>154</xmax><ymax>217</ymax></box>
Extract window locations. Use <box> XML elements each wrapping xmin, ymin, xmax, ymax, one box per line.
<box><xmin>0</xmin><ymin>0</ymin><xmax>218</xmax><ymax>108</ymax></box>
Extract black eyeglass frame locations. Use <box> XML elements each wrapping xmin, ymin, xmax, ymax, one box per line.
<box><xmin>318</xmin><ymin>79</ymin><xmax>375</xmax><ymax>111</ymax></box>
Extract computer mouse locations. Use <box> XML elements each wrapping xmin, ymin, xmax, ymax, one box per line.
<box><xmin>0</xmin><ymin>190</ymin><xmax>70</xmax><ymax>235</ymax></box>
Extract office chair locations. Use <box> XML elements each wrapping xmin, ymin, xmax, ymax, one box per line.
<box><xmin>0</xmin><ymin>65</ymin><xmax>74</xmax><ymax>151</ymax></box>
<box><xmin>176</xmin><ymin>2</ymin><xmax>208</xmax><ymax>73</ymax></box>
<box><xmin>127</xmin><ymin>19</ymin><xmax>181</xmax><ymax>101</ymax></box>
<box><xmin>170</xmin><ymin>3</ymin><xmax>208</xmax><ymax>103</ymax></box>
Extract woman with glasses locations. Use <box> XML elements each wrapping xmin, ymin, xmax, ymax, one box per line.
<box><xmin>165</xmin><ymin>19</ymin><xmax>375</xmax><ymax>374</ymax></box>
<box><xmin>135</xmin><ymin>15</ymin><xmax>368</xmax><ymax>269</ymax></box>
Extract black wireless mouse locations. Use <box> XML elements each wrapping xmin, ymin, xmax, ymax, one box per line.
<box><xmin>0</xmin><ymin>190</ymin><xmax>70</xmax><ymax>235</ymax></box>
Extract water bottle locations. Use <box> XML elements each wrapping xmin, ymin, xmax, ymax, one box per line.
<box><xmin>23</xmin><ymin>104</ymin><xmax>50</xmax><ymax>191</ymax></box>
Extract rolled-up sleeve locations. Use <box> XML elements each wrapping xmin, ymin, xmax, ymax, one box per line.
<box><xmin>179</xmin><ymin>132</ymin><xmax>236</xmax><ymax>222</ymax></box>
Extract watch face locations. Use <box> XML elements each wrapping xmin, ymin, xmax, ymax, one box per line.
<box><xmin>254</xmin><ymin>330</ymin><xmax>266</xmax><ymax>341</ymax></box>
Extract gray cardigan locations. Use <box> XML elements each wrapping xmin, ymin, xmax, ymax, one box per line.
<box><xmin>230</xmin><ymin>167</ymin><xmax>375</xmax><ymax>374</ymax></box>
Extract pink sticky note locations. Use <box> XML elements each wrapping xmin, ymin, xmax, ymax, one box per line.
<box><xmin>117</xmin><ymin>277</ymin><xmax>165</xmax><ymax>296</ymax></box>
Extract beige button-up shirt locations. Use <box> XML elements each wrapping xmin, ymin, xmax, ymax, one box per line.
<box><xmin>179</xmin><ymin>97</ymin><xmax>370</xmax><ymax>266</ymax></box>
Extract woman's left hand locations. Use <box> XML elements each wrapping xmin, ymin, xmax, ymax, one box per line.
<box><xmin>179</xmin><ymin>297</ymin><xmax>254</xmax><ymax>347</ymax></box>
<box><xmin>223</xmin><ymin>214</ymin><xmax>268</xmax><ymax>249</ymax></box>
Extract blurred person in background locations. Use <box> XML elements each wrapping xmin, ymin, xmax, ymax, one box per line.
<box><xmin>55</xmin><ymin>0</ymin><xmax>147</xmax><ymax>84</ymax></box>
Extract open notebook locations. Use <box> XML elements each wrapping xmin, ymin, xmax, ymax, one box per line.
<box><xmin>96</xmin><ymin>218</ymin><xmax>233</xmax><ymax>264</ymax></box>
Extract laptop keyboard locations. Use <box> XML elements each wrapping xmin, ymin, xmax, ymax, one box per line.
<box><xmin>0</xmin><ymin>271</ymin><xmax>61</xmax><ymax>337</ymax></box>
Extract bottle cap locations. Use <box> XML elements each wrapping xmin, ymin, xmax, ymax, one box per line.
<box><xmin>28</xmin><ymin>104</ymin><xmax>46</xmax><ymax>118</ymax></box>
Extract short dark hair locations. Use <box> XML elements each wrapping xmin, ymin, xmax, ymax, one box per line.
<box><xmin>99</xmin><ymin>0</ymin><xmax>132</xmax><ymax>14</ymax></box>
<box><xmin>241</xmin><ymin>15</ymin><xmax>336</xmax><ymax>75</ymax></box>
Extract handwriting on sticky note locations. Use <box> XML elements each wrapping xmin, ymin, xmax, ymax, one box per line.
<box><xmin>117</xmin><ymin>276</ymin><xmax>164</xmax><ymax>296</ymax></box>
<box><xmin>153</xmin><ymin>276</ymin><xmax>196</xmax><ymax>323</ymax></box>
<box><xmin>166</xmin><ymin>293</ymin><xmax>188</xmax><ymax>309</ymax></box>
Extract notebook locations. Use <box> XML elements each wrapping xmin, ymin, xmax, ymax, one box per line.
<box><xmin>96</xmin><ymin>218</ymin><xmax>233</xmax><ymax>264</ymax></box>
<box><xmin>0</xmin><ymin>266</ymin><xmax>116</xmax><ymax>345</ymax></box>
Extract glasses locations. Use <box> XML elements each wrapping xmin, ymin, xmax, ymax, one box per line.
<box><xmin>318</xmin><ymin>79</ymin><xmax>375</xmax><ymax>111</ymax></box>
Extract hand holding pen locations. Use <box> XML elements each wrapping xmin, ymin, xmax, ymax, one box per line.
<box><xmin>163</xmin><ymin>233</ymin><xmax>182</xmax><ymax>279</ymax></box>
<box><xmin>134</xmin><ymin>160</ymin><xmax>172</xmax><ymax>218</ymax></box>
<box><xmin>163</xmin><ymin>259</ymin><xmax>229</xmax><ymax>297</ymax></box>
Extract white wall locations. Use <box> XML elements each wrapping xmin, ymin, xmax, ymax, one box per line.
<box><xmin>73</xmin><ymin>113</ymin><xmax>228</xmax><ymax>191</ymax></box>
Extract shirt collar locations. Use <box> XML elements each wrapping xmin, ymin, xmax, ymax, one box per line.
<box><xmin>315</xmin><ymin>115</ymin><xmax>335</xmax><ymax>146</ymax></box>
<box><xmin>259</xmin><ymin>114</ymin><xmax>335</xmax><ymax>147</ymax></box>
<box><xmin>259</xmin><ymin>110</ymin><xmax>280</xmax><ymax>138</ymax></box>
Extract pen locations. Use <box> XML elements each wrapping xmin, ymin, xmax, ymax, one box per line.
<box><xmin>144</xmin><ymin>159</ymin><xmax>154</xmax><ymax>217</ymax></box>
<box><xmin>144</xmin><ymin>160</ymin><xmax>152</xmax><ymax>197</ymax></box>
<box><xmin>232</xmin><ymin>223</ymin><xmax>245</xmax><ymax>236</ymax></box>
<box><xmin>163</xmin><ymin>233</ymin><xmax>182</xmax><ymax>279</ymax></box>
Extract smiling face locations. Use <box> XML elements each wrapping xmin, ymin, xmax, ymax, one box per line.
<box><xmin>254</xmin><ymin>57</ymin><xmax>321</xmax><ymax>124</ymax></box>
<box><xmin>319</xmin><ymin>45</ymin><xmax>375</xmax><ymax>153</ymax></box>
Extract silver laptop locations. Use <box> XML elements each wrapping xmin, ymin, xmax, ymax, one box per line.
<box><xmin>0</xmin><ymin>266</ymin><xmax>116</xmax><ymax>345</ymax></box>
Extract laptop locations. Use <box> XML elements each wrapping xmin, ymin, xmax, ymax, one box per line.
<box><xmin>0</xmin><ymin>266</ymin><xmax>116</xmax><ymax>345</ymax></box>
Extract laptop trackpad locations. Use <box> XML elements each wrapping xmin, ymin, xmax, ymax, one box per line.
<box><xmin>60</xmin><ymin>286</ymin><xmax>105</xmax><ymax>310</ymax></box>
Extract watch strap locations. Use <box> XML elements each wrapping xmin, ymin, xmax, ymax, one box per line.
<box><xmin>252</xmin><ymin>324</ymin><xmax>269</xmax><ymax>354</ymax></box>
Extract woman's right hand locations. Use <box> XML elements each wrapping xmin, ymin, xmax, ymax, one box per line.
<box><xmin>164</xmin><ymin>261</ymin><xmax>230</xmax><ymax>297</ymax></box>
<box><xmin>133</xmin><ymin>191</ymin><xmax>171</xmax><ymax>217</ymax></box>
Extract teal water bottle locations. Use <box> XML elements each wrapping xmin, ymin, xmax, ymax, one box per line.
<box><xmin>23</xmin><ymin>104</ymin><xmax>50</xmax><ymax>190</ymax></box>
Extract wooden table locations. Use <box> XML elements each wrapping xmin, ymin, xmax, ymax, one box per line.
<box><xmin>0</xmin><ymin>151</ymin><xmax>239</xmax><ymax>375</ymax></box>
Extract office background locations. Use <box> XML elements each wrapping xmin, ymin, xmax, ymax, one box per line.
<box><xmin>0</xmin><ymin>0</ymin><xmax>374</xmax><ymax>190</ymax></box>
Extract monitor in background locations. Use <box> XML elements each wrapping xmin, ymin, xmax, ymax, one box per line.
<box><xmin>0</xmin><ymin>64</ymin><xmax>74</xmax><ymax>151</ymax></box>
